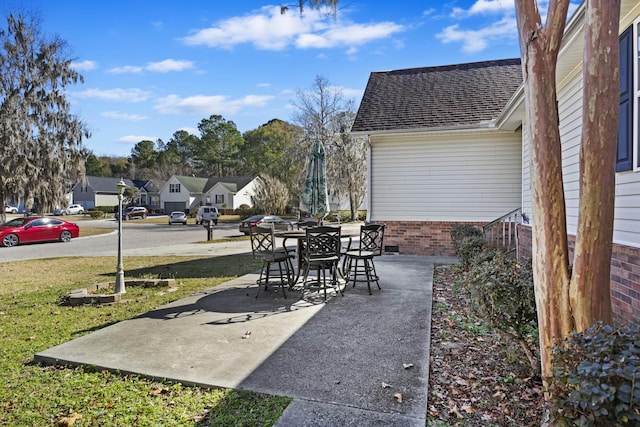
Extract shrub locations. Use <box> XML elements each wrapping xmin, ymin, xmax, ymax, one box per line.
<box><xmin>465</xmin><ymin>250</ymin><xmax>539</xmax><ymax>372</ymax></box>
<box><xmin>549</xmin><ymin>322</ymin><xmax>640</xmax><ymax>426</ymax></box>
<box><xmin>237</xmin><ymin>204</ymin><xmax>255</xmax><ymax>218</ymax></box>
<box><xmin>450</xmin><ymin>224</ymin><xmax>486</xmax><ymax>268</ymax></box>
<box><xmin>87</xmin><ymin>209</ymin><xmax>104</xmax><ymax>219</ymax></box>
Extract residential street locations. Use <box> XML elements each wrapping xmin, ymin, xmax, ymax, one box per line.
<box><xmin>0</xmin><ymin>219</ymin><xmax>244</xmax><ymax>263</ymax></box>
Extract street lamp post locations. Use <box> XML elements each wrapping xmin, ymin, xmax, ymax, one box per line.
<box><xmin>114</xmin><ymin>179</ymin><xmax>126</xmax><ymax>294</ymax></box>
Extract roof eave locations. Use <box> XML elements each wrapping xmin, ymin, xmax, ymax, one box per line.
<box><xmin>351</xmin><ymin>122</ymin><xmax>500</xmax><ymax>137</ymax></box>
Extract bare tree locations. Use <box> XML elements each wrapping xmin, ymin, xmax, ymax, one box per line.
<box><xmin>330</xmin><ymin>110</ymin><xmax>367</xmax><ymax>220</ymax></box>
<box><xmin>293</xmin><ymin>76</ymin><xmax>367</xmax><ymax>216</ymax></box>
<box><xmin>515</xmin><ymin>0</ymin><xmax>620</xmax><ymax>395</ymax></box>
<box><xmin>0</xmin><ymin>13</ymin><xmax>88</xmax><ymax>219</ymax></box>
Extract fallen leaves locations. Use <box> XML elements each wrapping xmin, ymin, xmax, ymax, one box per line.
<box><xmin>428</xmin><ymin>265</ymin><xmax>543</xmax><ymax>426</ymax></box>
<box><xmin>56</xmin><ymin>413</ymin><xmax>82</xmax><ymax>426</ymax></box>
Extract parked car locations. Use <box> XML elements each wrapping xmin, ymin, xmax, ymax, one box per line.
<box><xmin>5</xmin><ymin>204</ymin><xmax>18</xmax><ymax>214</ymax></box>
<box><xmin>52</xmin><ymin>208</ymin><xmax>65</xmax><ymax>216</ymax></box>
<box><xmin>0</xmin><ymin>217</ymin><xmax>79</xmax><ymax>247</ymax></box>
<box><xmin>65</xmin><ymin>204</ymin><xmax>85</xmax><ymax>215</ymax></box>
<box><xmin>168</xmin><ymin>211</ymin><xmax>188</xmax><ymax>225</ymax></box>
<box><xmin>239</xmin><ymin>215</ymin><xmax>293</xmax><ymax>235</ymax></box>
<box><xmin>195</xmin><ymin>206</ymin><xmax>219</xmax><ymax>225</ymax></box>
<box><xmin>119</xmin><ymin>206</ymin><xmax>148</xmax><ymax>220</ymax></box>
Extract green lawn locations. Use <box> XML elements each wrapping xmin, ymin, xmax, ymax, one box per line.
<box><xmin>0</xmin><ymin>255</ymin><xmax>291</xmax><ymax>426</ymax></box>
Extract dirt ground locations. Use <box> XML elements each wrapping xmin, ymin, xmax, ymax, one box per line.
<box><xmin>427</xmin><ymin>265</ymin><xmax>544</xmax><ymax>426</ymax></box>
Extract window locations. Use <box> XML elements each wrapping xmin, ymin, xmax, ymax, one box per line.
<box><xmin>169</xmin><ymin>183</ymin><xmax>181</xmax><ymax>193</ymax></box>
<box><xmin>618</xmin><ymin>26</ymin><xmax>633</xmax><ymax>171</ymax></box>
<box><xmin>215</xmin><ymin>195</ymin><xmax>224</xmax><ymax>204</ymax></box>
<box><xmin>618</xmin><ymin>19</ymin><xmax>640</xmax><ymax>172</ymax></box>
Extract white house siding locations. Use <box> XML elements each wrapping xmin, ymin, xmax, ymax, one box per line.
<box><xmin>522</xmin><ymin>56</ymin><xmax>640</xmax><ymax>250</ymax></box>
<box><xmin>95</xmin><ymin>194</ymin><xmax>119</xmax><ymax>207</ymax></box>
<box><xmin>369</xmin><ymin>131</ymin><xmax>522</xmax><ymax>223</ymax></box>
<box><xmin>231</xmin><ymin>179</ymin><xmax>257</xmax><ymax>209</ymax></box>
<box><xmin>159</xmin><ymin>176</ymin><xmax>191</xmax><ymax>211</ymax></box>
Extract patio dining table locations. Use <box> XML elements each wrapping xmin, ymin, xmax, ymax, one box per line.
<box><xmin>276</xmin><ymin>228</ymin><xmax>356</xmax><ymax>286</ymax></box>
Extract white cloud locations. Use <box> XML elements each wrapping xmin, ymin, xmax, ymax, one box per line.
<box><xmin>118</xmin><ymin>135</ymin><xmax>158</xmax><ymax>143</ymax></box>
<box><xmin>71</xmin><ymin>60</ymin><xmax>98</xmax><ymax>71</ymax></box>
<box><xmin>182</xmin><ymin>5</ymin><xmax>403</xmax><ymax>52</ymax></box>
<box><xmin>146</xmin><ymin>59</ymin><xmax>194</xmax><ymax>73</ymax></box>
<box><xmin>437</xmin><ymin>0</ymin><xmax>518</xmax><ymax>54</ymax></box>
<box><xmin>438</xmin><ymin>0</ymin><xmax>579</xmax><ymax>54</ymax></box>
<box><xmin>296</xmin><ymin>22</ymin><xmax>403</xmax><ymax>49</ymax></box>
<box><xmin>154</xmin><ymin>94</ymin><xmax>274</xmax><ymax>115</ymax></box>
<box><xmin>109</xmin><ymin>65</ymin><xmax>144</xmax><ymax>74</ymax></box>
<box><xmin>452</xmin><ymin>0</ymin><xmax>513</xmax><ymax>18</ymax></box>
<box><xmin>108</xmin><ymin>59</ymin><xmax>194</xmax><ymax>74</ymax></box>
<box><xmin>101</xmin><ymin>111</ymin><xmax>149</xmax><ymax>121</ymax></box>
<box><xmin>437</xmin><ymin>16</ymin><xmax>516</xmax><ymax>53</ymax></box>
<box><xmin>74</xmin><ymin>88</ymin><xmax>152</xmax><ymax>102</ymax></box>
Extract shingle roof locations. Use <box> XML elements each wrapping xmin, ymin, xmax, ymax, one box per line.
<box><xmin>174</xmin><ymin>176</ymin><xmax>209</xmax><ymax>193</ymax></box>
<box><xmin>203</xmin><ymin>176</ymin><xmax>255</xmax><ymax>193</ymax></box>
<box><xmin>73</xmin><ymin>176</ymin><xmax>136</xmax><ymax>193</ymax></box>
<box><xmin>351</xmin><ymin>58</ymin><xmax>522</xmax><ymax>133</ymax></box>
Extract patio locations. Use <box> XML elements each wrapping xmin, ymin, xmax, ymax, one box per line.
<box><xmin>35</xmin><ymin>254</ymin><xmax>458</xmax><ymax>426</ymax></box>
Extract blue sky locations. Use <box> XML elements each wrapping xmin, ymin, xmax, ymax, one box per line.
<box><xmin>3</xmin><ymin>1</ymin><xmax>566</xmax><ymax>157</ymax></box>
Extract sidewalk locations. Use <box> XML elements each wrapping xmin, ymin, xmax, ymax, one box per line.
<box><xmin>35</xmin><ymin>253</ymin><xmax>458</xmax><ymax>426</ymax></box>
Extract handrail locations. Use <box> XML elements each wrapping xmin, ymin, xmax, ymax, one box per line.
<box><xmin>483</xmin><ymin>208</ymin><xmax>522</xmax><ymax>257</ymax></box>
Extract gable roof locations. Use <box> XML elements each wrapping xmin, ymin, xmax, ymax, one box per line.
<box><xmin>72</xmin><ymin>176</ymin><xmax>135</xmax><ymax>193</ymax></box>
<box><xmin>173</xmin><ymin>175</ymin><xmax>209</xmax><ymax>193</ymax></box>
<box><xmin>204</xmin><ymin>176</ymin><xmax>255</xmax><ymax>193</ymax></box>
<box><xmin>351</xmin><ymin>58</ymin><xmax>522</xmax><ymax>134</ymax></box>
<box><xmin>169</xmin><ymin>175</ymin><xmax>256</xmax><ymax>194</ymax></box>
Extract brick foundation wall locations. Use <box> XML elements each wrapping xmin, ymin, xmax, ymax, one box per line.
<box><xmin>381</xmin><ymin>221</ymin><xmax>483</xmax><ymax>256</ymax></box>
<box><xmin>517</xmin><ymin>225</ymin><xmax>640</xmax><ymax>325</ymax></box>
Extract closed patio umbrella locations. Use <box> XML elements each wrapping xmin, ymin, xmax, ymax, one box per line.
<box><xmin>299</xmin><ymin>140</ymin><xmax>330</xmax><ymax>220</ymax></box>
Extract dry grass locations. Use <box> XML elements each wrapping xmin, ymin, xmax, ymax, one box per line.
<box><xmin>0</xmin><ymin>255</ymin><xmax>250</xmax><ymax>296</ymax></box>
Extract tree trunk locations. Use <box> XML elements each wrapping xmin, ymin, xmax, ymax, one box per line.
<box><xmin>569</xmin><ymin>0</ymin><xmax>619</xmax><ymax>332</ymax></box>
<box><xmin>516</xmin><ymin>0</ymin><xmax>573</xmax><ymax>383</ymax></box>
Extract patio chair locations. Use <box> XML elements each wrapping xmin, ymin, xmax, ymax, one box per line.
<box><xmin>301</xmin><ymin>225</ymin><xmax>343</xmax><ymax>301</ymax></box>
<box><xmin>250</xmin><ymin>224</ymin><xmax>295</xmax><ymax>298</ymax></box>
<box><xmin>344</xmin><ymin>223</ymin><xmax>385</xmax><ymax>294</ymax></box>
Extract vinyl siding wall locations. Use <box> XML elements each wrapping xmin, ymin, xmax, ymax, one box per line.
<box><xmin>521</xmin><ymin>65</ymin><xmax>640</xmax><ymax>249</ymax></box>
<box><xmin>519</xmin><ymin>11</ymin><xmax>640</xmax><ymax>322</ymax></box>
<box><xmin>369</xmin><ymin>131</ymin><xmax>522</xmax><ymax>223</ymax></box>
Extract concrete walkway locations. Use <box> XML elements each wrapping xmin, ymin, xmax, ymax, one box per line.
<box><xmin>35</xmin><ymin>252</ymin><xmax>458</xmax><ymax>426</ymax></box>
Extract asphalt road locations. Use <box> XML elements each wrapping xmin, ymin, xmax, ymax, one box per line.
<box><xmin>1</xmin><ymin>218</ymin><xmax>245</xmax><ymax>263</ymax></box>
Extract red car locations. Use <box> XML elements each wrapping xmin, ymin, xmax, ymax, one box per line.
<box><xmin>0</xmin><ymin>217</ymin><xmax>80</xmax><ymax>247</ymax></box>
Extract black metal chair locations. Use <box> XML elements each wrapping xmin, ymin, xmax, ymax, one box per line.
<box><xmin>301</xmin><ymin>225</ymin><xmax>343</xmax><ymax>301</ymax></box>
<box><xmin>249</xmin><ymin>224</ymin><xmax>295</xmax><ymax>298</ymax></box>
<box><xmin>344</xmin><ymin>224</ymin><xmax>385</xmax><ymax>294</ymax></box>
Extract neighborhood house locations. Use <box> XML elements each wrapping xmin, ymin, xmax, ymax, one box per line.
<box><xmin>353</xmin><ymin>0</ymin><xmax>640</xmax><ymax>323</ymax></box>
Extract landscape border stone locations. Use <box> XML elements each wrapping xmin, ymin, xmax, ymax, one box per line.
<box><xmin>66</xmin><ymin>279</ymin><xmax>177</xmax><ymax>305</ymax></box>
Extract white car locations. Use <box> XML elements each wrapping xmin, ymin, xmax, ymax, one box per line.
<box><xmin>168</xmin><ymin>211</ymin><xmax>188</xmax><ymax>225</ymax></box>
<box><xmin>65</xmin><ymin>204</ymin><xmax>85</xmax><ymax>215</ymax></box>
<box><xmin>5</xmin><ymin>204</ymin><xmax>18</xmax><ymax>214</ymax></box>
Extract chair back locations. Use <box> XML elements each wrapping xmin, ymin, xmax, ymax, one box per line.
<box><xmin>249</xmin><ymin>224</ymin><xmax>276</xmax><ymax>260</ymax></box>
<box><xmin>305</xmin><ymin>226</ymin><xmax>341</xmax><ymax>260</ymax></box>
<box><xmin>360</xmin><ymin>223</ymin><xmax>385</xmax><ymax>256</ymax></box>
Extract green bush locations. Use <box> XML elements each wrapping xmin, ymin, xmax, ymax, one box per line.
<box><xmin>237</xmin><ymin>204</ymin><xmax>256</xmax><ymax>218</ymax></box>
<box><xmin>87</xmin><ymin>209</ymin><xmax>104</xmax><ymax>219</ymax></box>
<box><xmin>549</xmin><ymin>322</ymin><xmax>640</xmax><ymax>426</ymax></box>
<box><xmin>450</xmin><ymin>224</ymin><xmax>486</xmax><ymax>268</ymax></box>
<box><xmin>465</xmin><ymin>250</ymin><xmax>539</xmax><ymax>372</ymax></box>
<box><xmin>94</xmin><ymin>205</ymin><xmax>115</xmax><ymax>214</ymax></box>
